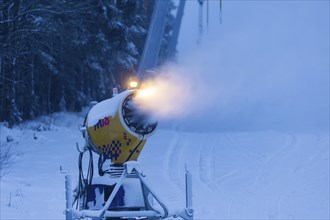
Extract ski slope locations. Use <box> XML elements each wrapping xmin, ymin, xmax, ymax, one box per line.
<box><xmin>1</xmin><ymin>112</ymin><xmax>329</xmax><ymax>219</ymax></box>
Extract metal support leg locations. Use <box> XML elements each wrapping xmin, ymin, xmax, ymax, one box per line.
<box><xmin>177</xmin><ymin>166</ymin><xmax>194</xmax><ymax>220</ymax></box>
<box><xmin>99</xmin><ymin>168</ymin><xmax>127</xmax><ymax>217</ymax></box>
<box><xmin>65</xmin><ymin>175</ymin><xmax>73</xmax><ymax>220</ymax></box>
<box><xmin>185</xmin><ymin>167</ymin><xmax>194</xmax><ymax>218</ymax></box>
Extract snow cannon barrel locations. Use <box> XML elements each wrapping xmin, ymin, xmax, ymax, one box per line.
<box><xmin>85</xmin><ymin>90</ymin><xmax>157</xmax><ymax>165</ymax></box>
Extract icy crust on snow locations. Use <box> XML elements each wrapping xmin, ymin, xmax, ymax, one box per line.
<box><xmin>87</xmin><ymin>90</ymin><xmax>133</xmax><ymax>127</ymax></box>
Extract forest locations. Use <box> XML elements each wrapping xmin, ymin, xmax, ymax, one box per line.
<box><xmin>0</xmin><ymin>0</ymin><xmax>174</xmax><ymax>127</ymax></box>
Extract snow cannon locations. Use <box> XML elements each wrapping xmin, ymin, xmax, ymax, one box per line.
<box><xmin>65</xmin><ymin>88</ymin><xmax>193</xmax><ymax>220</ymax></box>
<box><xmin>85</xmin><ymin>90</ymin><xmax>157</xmax><ymax>165</ymax></box>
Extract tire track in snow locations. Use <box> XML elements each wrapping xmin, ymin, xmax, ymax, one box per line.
<box><xmin>291</xmin><ymin>133</ymin><xmax>325</xmax><ymax>174</ymax></box>
<box><xmin>164</xmin><ymin>123</ymin><xmax>186</xmax><ymax>190</ymax></box>
<box><xmin>251</xmin><ymin>132</ymin><xmax>296</xmax><ymax>188</ymax></box>
<box><xmin>224</xmin><ymin>132</ymin><xmax>297</xmax><ymax>219</ymax></box>
<box><xmin>223</xmin><ymin>133</ymin><xmax>265</xmax><ymax>162</ymax></box>
<box><xmin>250</xmin><ymin>133</ymin><xmax>296</xmax><ymax>219</ymax></box>
<box><xmin>163</xmin><ymin>125</ymin><xmax>221</xmax><ymax>217</ymax></box>
<box><xmin>198</xmin><ymin>135</ymin><xmax>218</xmax><ymax>191</ymax></box>
<box><xmin>267</xmin><ymin>133</ymin><xmax>327</xmax><ymax>219</ymax></box>
<box><xmin>180</xmin><ymin>133</ymin><xmax>222</xmax><ymax>218</ymax></box>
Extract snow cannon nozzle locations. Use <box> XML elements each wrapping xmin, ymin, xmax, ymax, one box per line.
<box><xmin>121</xmin><ymin>91</ymin><xmax>157</xmax><ymax>136</ymax></box>
<box><xmin>85</xmin><ymin>90</ymin><xmax>157</xmax><ymax>165</ymax></box>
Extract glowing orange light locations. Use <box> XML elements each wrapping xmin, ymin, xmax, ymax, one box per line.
<box><xmin>129</xmin><ymin>81</ymin><xmax>138</xmax><ymax>88</ymax></box>
<box><xmin>128</xmin><ymin>77</ymin><xmax>138</xmax><ymax>89</ymax></box>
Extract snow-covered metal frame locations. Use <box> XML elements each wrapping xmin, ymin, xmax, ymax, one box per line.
<box><xmin>65</xmin><ymin>161</ymin><xmax>194</xmax><ymax>220</ymax></box>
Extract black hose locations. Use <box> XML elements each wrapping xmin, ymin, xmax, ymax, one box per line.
<box><xmin>76</xmin><ymin>148</ymin><xmax>94</xmax><ymax>210</ymax></box>
<box><xmin>125</xmin><ymin>135</ymin><xmax>144</xmax><ymax>162</ymax></box>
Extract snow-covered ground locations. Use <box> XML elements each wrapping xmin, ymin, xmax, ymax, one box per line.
<box><xmin>1</xmin><ymin>112</ymin><xmax>329</xmax><ymax>219</ymax></box>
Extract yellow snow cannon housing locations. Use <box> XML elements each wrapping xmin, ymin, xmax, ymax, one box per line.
<box><xmin>86</xmin><ymin>90</ymin><xmax>157</xmax><ymax>165</ymax></box>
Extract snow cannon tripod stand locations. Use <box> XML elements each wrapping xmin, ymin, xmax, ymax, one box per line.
<box><xmin>64</xmin><ymin>90</ymin><xmax>194</xmax><ymax>220</ymax></box>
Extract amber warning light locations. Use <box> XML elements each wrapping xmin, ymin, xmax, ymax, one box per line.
<box><xmin>128</xmin><ymin>77</ymin><xmax>138</xmax><ymax>89</ymax></box>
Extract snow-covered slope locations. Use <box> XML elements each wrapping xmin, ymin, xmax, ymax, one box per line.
<box><xmin>0</xmin><ymin>113</ymin><xmax>84</xmax><ymax>219</ymax></box>
<box><xmin>1</xmin><ymin>112</ymin><xmax>329</xmax><ymax>219</ymax></box>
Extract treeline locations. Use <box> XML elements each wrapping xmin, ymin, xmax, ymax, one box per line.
<box><xmin>0</xmin><ymin>0</ymin><xmax>174</xmax><ymax>127</ymax></box>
